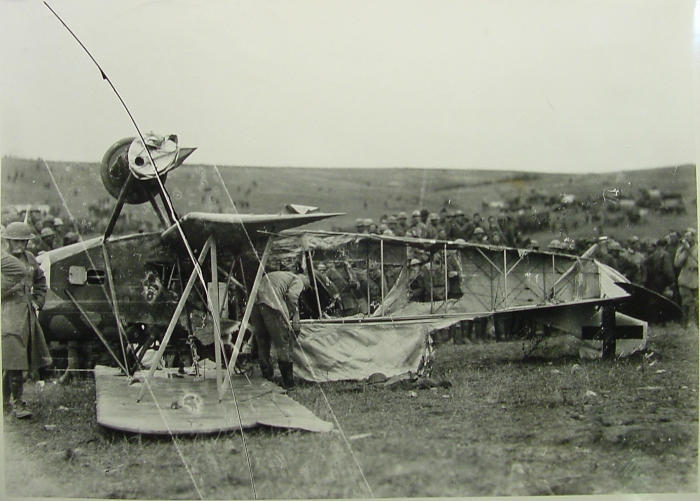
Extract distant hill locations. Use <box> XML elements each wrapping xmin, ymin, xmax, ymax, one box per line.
<box><xmin>1</xmin><ymin>155</ymin><xmax>696</xmax><ymax>244</ymax></box>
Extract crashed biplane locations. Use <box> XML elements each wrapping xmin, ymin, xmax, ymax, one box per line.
<box><xmin>256</xmin><ymin>230</ymin><xmax>682</xmax><ymax>383</ymax></box>
<box><xmin>36</xmin><ymin>135</ymin><xmax>340</xmax><ymax>434</ymax></box>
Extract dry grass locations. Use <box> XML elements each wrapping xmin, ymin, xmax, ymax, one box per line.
<box><xmin>3</xmin><ymin>323</ymin><xmax>697</xmax><ymax>499</ymax></box>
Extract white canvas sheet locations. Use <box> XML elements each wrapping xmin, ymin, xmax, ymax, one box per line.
<box><xmin>293</xmin><ymin>317</ymin><xmax>459</xmax><ymax>382</ymax></box>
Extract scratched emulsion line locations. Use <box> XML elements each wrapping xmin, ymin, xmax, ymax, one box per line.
<box><xmin>40</xmin><ymin>158</ymin><xmax>133</xmax><ymax>374</ymax></box>
<box><xmin>40</xmin><ymin>3</ymin><xmax>235</xmax><ymax>498</ymax></box>
<box><xmin>42</xmin><ymin>148</ymin><xmax>205</xmax><ymax>499</ymax></box>
<box><xmin>199</xmin><ymin>114</ymin><xmax>377</xmax><ymax>494</ymax></box>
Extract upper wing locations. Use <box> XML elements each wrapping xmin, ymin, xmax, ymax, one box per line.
<box><xmin>160</xmin><ymin>211</ymin><xmax>344</xmax><ymax>251</ymax></box>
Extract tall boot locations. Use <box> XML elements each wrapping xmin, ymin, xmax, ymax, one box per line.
<box><xmin>2</xmin><ymin>372</ymin><xmax>10</xmax><ymax>413</ymax></box>
<box><xmin>259</xmin><ymin>358</ymin><xmax>274</xmax><ymax>381</ymax></box>
<box><xmin>8</xmin><ymin>371</ymin><xmax>31</xmax><ymax>419</ymax></box>
<box><xmin>278</xmin><ymin>361</ymin><xmax>295</xmax><ymax>391</ymax></box>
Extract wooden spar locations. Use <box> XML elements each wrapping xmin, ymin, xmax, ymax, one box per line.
<box><xmin>307</xmin><ymin>252</ymin><xmax>323</xmax><ymax>318</ymax></box>
<box><xmin>147</xmin><ymin>191</ymin><xmax>169</xmax><ymax>229</ymax></box>
<box><xmin>100</xmin><ymin>243</ymin><xmax>131</xmax><ymax>374</ymax></box>
<box><xmin>380</xmin><ymin>240</ymin><xmax>385</xmax><ymax>317</ymax></box>
<box><xmin>210</xmin><ymin>238</ymin><xmax>223</xmax><ymax>399</ymax></box>
<box><xmin>137</xmin><ymin>237</ymin><xmax>213</xmax><ymax>402</ymax></box>
<box><xmin>218</xmin><ymin>264</ymin><xmax>244</xmax><ymax>290</ymax></box>
<box><xmin>220</xmin><ymin>238</ymin><xmax>273</xmax><ymax>400</ymax></box>
<box><xmin>103</xmin><ymin>173</ymin><xmax>134</xmax><ymax>242</ymax></box>
<box><xmin>443</xmin><ymin>244</ymin><xmax>448</xmax><ymax>312</ymax></box>
<box><xmin>503</xmin><ymin>249</ymin><xmax>508</xmax><ymax>309</ymax></box>
<box><xmin>65</xmin><ymin>290</ymin><xmax>129</xmax><ymax>375</ymax></box>
<box><xmin>365</xmin><ymin>244</ymin><xmax>370</xmax><ymax>309</ymax></box>
<box><xmin>429</xmin><ymin>250</ymin><xmax>434</xmax><ymax>314</ymax></box>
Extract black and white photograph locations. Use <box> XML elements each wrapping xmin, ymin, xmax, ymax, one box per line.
<box><xmin>1</xmin><ymin>1</ymin><xmax>698</xmax><ymax>499</ymax></box>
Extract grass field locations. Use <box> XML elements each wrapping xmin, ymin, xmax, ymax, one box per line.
<box><xmin>4</xmin><ymin>324</ymin><xmax>697</xmax><ymax>499</ymax></box>
<box><xmin>1</xmin><ymin>156</ymin><xmax>697</xmax><ymax>242</ymax></box>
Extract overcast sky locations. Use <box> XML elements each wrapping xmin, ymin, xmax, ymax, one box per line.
<box><xmin>1</xmin><ymin>0</ymin><xmax>698</xmax><ymax>173</ymax></box>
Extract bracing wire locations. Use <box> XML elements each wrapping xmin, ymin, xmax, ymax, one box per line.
<box><xmin>42</xmin><ymin>3</ymin><xmax>257</xmax><ymax>496</ymax></box>
<box><xmin>43</xmin><ymin>3</ymin><xmax>377</xmax><ymax>498</ymax></box>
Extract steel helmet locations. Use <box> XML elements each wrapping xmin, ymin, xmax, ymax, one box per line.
<box><xmin>397</xmin><ymin>212</ymin><xmax>408</xmax><ymax>220</ymax></box>
<box><xmin>429</xmin><ymin>213</ymin><xmax>439</xmax><ymax>221</ymax></box>
<box><xmin>608</xmin><ymin>241</ymin><xmax>622</xmax><ymax>252</ymax></box>
<box><xmin>2</xmin><ymin>222</ymin><xmax>34</xmax><ymax>240</ymax></box>
<box><xmin>411</xmin><ymin>210</ymin><xmax>421</xmax><ymax>217</ymax></box>
<box><xmin>355</xmin><ymin>218</ymin><xmax>365</xmax><ymax>227</ymax></box>
<box><xmin>548</xmin><ymin>239</ymin><xmax>563</xmax><ymax>250</ymax></box>
<box><xmin>363</xmin><ymin>218</ymin><xmax>374</xmax><ymax>226</ymax></box>
<box><xmin>53</xmin><ymin>217</ymin><xmax>64</xmax><ymax>227</ymax></box>
<box><xmin>40</xmin><ymin>227</ymin><xmax>55</xmax><ymax>238</ymax></box>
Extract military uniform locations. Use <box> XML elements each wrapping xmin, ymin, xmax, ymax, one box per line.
<box><xmin>674</xmin><ymin>235</ymin><xmax>698</xmax><ymax>326</ymax></box>
<box><xmin>249</xmin><ymin>271</ymin><xmax>305</xmax><ymax>389</ymax></box>
<box><xmin>2</xmin><ymin>241</ymin><xmax>52</xmax><ymax>417</ymax></box>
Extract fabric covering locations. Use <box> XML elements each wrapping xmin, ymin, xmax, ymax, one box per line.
<box><xmin>293</xmin><ymin>316</ymin><xmax>460</xmax><ymax>382</ymax></box>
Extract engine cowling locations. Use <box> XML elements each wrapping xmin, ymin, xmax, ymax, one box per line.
<box><xmin>100</xmin><ymin>137</ymin><xmax>167</xmax><ymax>205</ymax></box>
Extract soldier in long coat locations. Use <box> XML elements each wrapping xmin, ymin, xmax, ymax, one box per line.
<box><xmin>674</xmin><ymin>229</ymin><xmax>698</xmax><ymax>327</ymax></box>
<box><xmin>2</xmin><ymin>222</ymin><xmax>52</xmax><ymax>418</ymax></box>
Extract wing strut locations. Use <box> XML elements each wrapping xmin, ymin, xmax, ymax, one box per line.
<box><xmin>137</xmin><ymin>237</ymin><xmax>213</xmax><ymax>402</ymax></box>
<box><xmin>219</xmin><ymin>237</ymin><xmax>274</xmax><ymax>401</ymax></box>
<box><xmin>65</xmin><ymin>290</ymin><xmax>129</xmax><ymax>375</ymax></box>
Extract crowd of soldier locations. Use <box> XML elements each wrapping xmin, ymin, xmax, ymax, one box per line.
<box><xmin>1</xmin><ymin>208</ymin><xmax>80</xmax><ymax>255</ymax></box>
<box><xmin>351</xmin><ymin>208</ymin><xmax>532</xmax><ymax>249</ymax></box>
<box><xmin>591</xmin><ymin>229</ymin><xmax>698</xmax><ymax>327</ymax></box>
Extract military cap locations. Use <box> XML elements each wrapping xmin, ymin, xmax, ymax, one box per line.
<box><xmin>608</xmin><ymin>241</ymin><xmax>622</xmax><ymax>251</ymax></box>
<box><xmin>2</xmin><ymin>222</ymin><xmax>34</xmax><ymax>240</ymax></box>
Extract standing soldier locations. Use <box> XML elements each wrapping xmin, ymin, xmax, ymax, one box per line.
<box><xmin>674</xmin><ymin>229</ymin><xmax>698</xmax><ymax>327</ymax></box>
<box><xmin>325</xmin><ymin>260</ymin><xmax>368</xmax><ymax>316</ymax></box>
<box><xmin>425</xmin><ymin>213</ymin><xmax>440</xmax><ymax>240</ymax></box>
<box><xmin>249</xmin><ymin>271</ymin><xmax>309</xmax><ymax>390</ymax></box>
<box><xmin>38</xmin><ymin>227</ymin><xmax>57</xmax><ymax>253</ymax></box>
<box><xmin>2</xmin><ymin>222</ymin><xmax>52</xmax><ymax>418</ymax></box>
<box><xmin>51</xmin><ymin>218</ymin><xmax>66</xmax><ymax>248</ymax></box>
<box><xmin>645</xmin><ymin>239</ymin><xmax>676</xmax><ymax>297</ymax></box>
<box><xmin>406</xmin><ymin>210</ymin><xmax>426</xmax><ymax>239</ymax></box>
<box><xmin>617</xmin><ymin>237</ymin><xmax>647</xmax><ymax>285</ymax></box>
<box><xmin>395</xmin><ymin>212</ymin><xmax>408</xmax><ymax>237</ymax></box>
<box><xmin>386</xmin><ymin>216</ymin><xmax>399</xmax><ymax>236</ymax></box>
